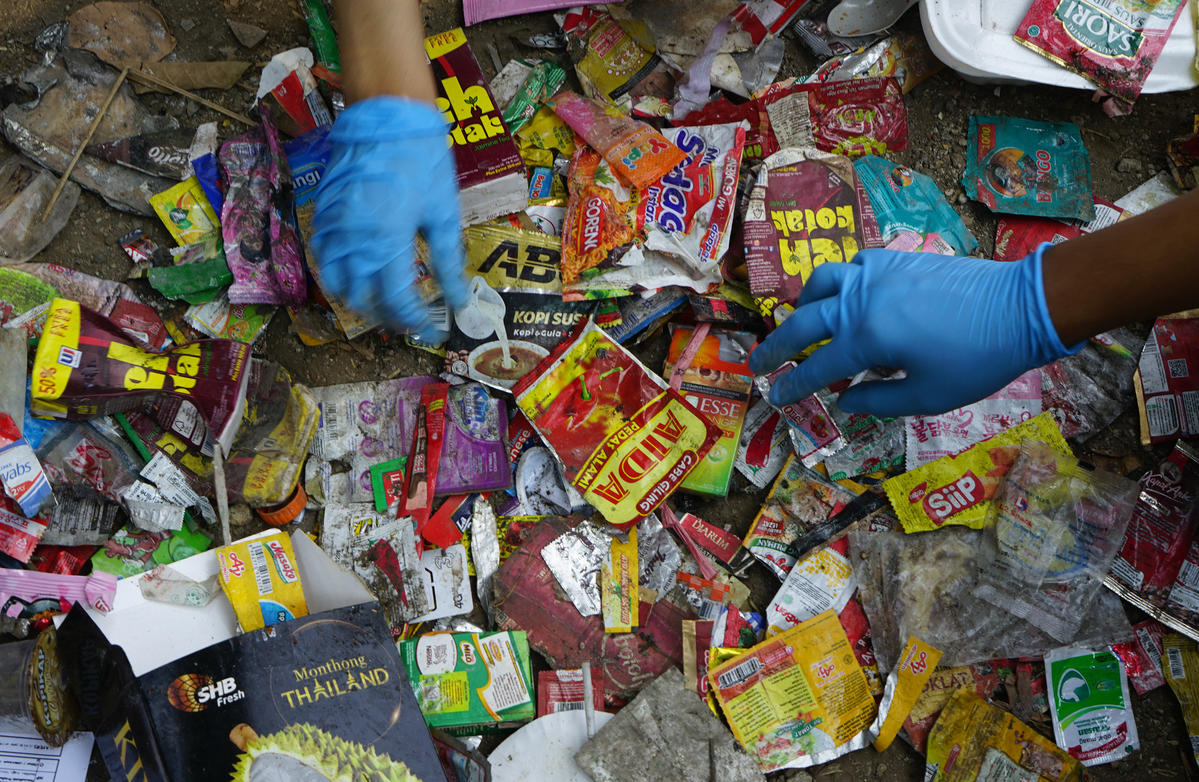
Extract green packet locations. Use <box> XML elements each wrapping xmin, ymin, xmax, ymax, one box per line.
<box><xmin>369</xmin><ymin>457</ymin><xmax>407</xmax><ymax>513</ymax></box>
<box><xmin>502</xmin><ymin>60</ymin><xmax>567</xmax><ymax>134</ymax></box>
<box><xmin>398</xmin><ymin>630</ymin><xmax>535</xmax><ymax>734</ymax></box>
<box><xmin>91</xmin><ymin>520</ymin><xmax>212</xmax><ymax>577</ymax></box>
<box><xmin>1046</xmin><ymin>646</ymin><xmax>1139</xmax><ymax>766</ymax></box>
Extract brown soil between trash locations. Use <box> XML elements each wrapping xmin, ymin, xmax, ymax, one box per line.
<box><xmin>0</xmin><ymin>1</ymin><xmax>1195</xmax><ymax>780</ymax></box>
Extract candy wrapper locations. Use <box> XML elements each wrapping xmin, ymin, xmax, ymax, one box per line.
<box><xmin>0</xmin><ymin>412</ymin><xmax>52</xmax><ymax>517</ymax></box>
<box><xmin>1106</xmin><ymin>441</ymin><xmax>1199</xmax><ymax>638</ymax></box>
<box><xmin>735</xmin><ymin>398</ymin><xmax>790</xmax><ymax>489</ymax></box>
<box><xmin>1135</xmin><ymin>316</ymin><xmax>1199</xmax><ymax>443</ymax></box>
<box><xmin>446</xmin><ymin>224</ymin><xmax>592</xmax><ymax>390</ymax></box>
<box><xmin>744</xmin><ymin>147</ymin><xmax>880</xmax><ymax>319</ymax></box>
<box><xmin>743</xmin><ymin>455</ymin><xmax>857</xmax><ymax>579</ymax></box>
<box><xmin>216</xmin><ymin>531</ymin><xmax>309</xmax><ymax>632</ymax></box>
<box><xmin>854</xmin><ymin>155</ymin><xmax>977</xmax><ymax>255</ymax></box>
<box><xmin>639</xmin><ymin>123</ymin><xmax>747</xmax><ymax>291</ymax></box>
<box><xmin>32</xmin><ymin>298</ymin><xmax>251</xmax><ymax>455</ymax></box>
<box><xmin>708</xmin><ymin>610</ymin><xmax>876</xmax><ymax>771</ymax></box>
<box><xmin>1112</xmin><ymin>619</ymin><xmax>1168</xmax><ymax>695</ymax></box>
<box><xmin>882</xmin><ymin>412</ymin><xmax>1071</xmax><ymax>533</ymax></box>
<box><xmin>1016</xmin><ymin>0</ymin><xmax>1188</xmax><ymax>110</ymax></box>
<box><xmin>975</xmin><ymin>441</ymin><xmax>1139</xmax><ymax>644</ymax></box>
<box><xmin>1163</xmin><ymin>634</ymin><xmax>1199</xmax><ymax>768</ymax></box>
<box><xmin>220</xmin><ymin>123</ymin><xmax>307</xmax><ymax>307</ymax></box>
<box><xmin>515</xmin><ymin>320</ymin><xmax>720</xmax><ymax>529</ymax></box>
<box><xmin>0</xmin><ymin>567</ymin><xmax>117</xmax><ymax>616</ymax></box>
<box><xmin>963</xmin><ymin>115</ymin><xmax>1095</xmax><ymax>222</ymax></box>
<box><xmin>601</xmin><ymin>528</ymin><xmax>639</xmax><ymax>632</ymax></box>
<box><xmin>905</xmin><ymin>371</ymin><xmax>1043</xmax><ymax>469</ymax></box>
<box><xmin>1045</xmin><ymin>646</ymin><xmax>1138</xmax><ymax>766</ymax></box>
<box><xmin>925</xmin><ymin>689</ymin><xmax>1083</xmax><ymax>782</ymax></box>
<box><xmin>548</xmin><ymin>90</ymin><xmax>686</xmax><ymax>190</ymax></box>
<box><xmin>663</xmin><ymin>326</ymin><xmax>755</xmax><ymax>497</ymax></box>
<box><xmin>758</xmin><ymin>77</ymin><xmax>908</xmax><ymax>157</ymax></box>
<box><xmin>0</xmin><ymin>506</ymin><xmax>47</xmax><ymax>563</ymax></box>
<box><xmin>432</xmin><ymin>382</ymin><xmax>511</xmax><ymax>496</ymax></box>
<box><xmin>148</xmin><ymin>176</ymin><xmax>220</xmax><ymax>246</ymax></box>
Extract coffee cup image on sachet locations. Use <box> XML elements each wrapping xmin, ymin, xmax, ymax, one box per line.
<box><xmin>455</xmin><ymin>277</ymin><xmax>549</xmax><ymax>388</ymax></box>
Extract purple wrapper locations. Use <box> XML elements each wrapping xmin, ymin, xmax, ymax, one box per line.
<box><xmin>219</xmin><ymin>112</ymin><xmax>307</xmax><ymax>307</ymax></box>
<box><xmin>435</xmin><ymin>383</ymin><xmax>511</xmax><ymax>496</ymax></box>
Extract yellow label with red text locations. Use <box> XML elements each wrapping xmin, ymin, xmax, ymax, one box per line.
<box><xmin>871</xmin><ymin>636</ymin><xmax>942</xmax><ymax>751</ymax></box>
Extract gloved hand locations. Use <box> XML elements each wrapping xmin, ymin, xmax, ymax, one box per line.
<box><xmin>310</xmin><ymin>97</ymin><xmax>468</xmax><ymax>340</ymax></box>
<box><xmin>748</xmin><ymin>244</ymin><xmax>1082</xmax><ymax>417</ymax></box>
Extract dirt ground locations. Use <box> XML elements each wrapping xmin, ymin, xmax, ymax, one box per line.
<box><xmin>0</xmin><ymin>0</ymin><xmax>1196</xmax><ymax>780</ymax></box>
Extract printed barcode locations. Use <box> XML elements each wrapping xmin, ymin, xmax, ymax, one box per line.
<box><xmin>1170</xmin><ymin>358</ymin><xmax>1190</xmax><ymax>379</ymax></box>
<box><xmin>1137</xmin><ymin>628</ymin><xmax>1163</xmax><ymax>675</ymax></box>
<box><xmin>249</xmin><ymin>542</ymin><xmax>273</xmax><ymax>596</ymax></box>
<box><xmin>321</xmin><ymin>402</ymin><xmax>340</xmax><ymax>435</ymax></box>
<box><xmin>716</xmin><ymin>657</ymin><xmax>762</xmax><ymax>690</ymax></box>
<box><xmin>697</xmin><ymin>600</ymin><xmax>721</xmax><ymax>621</ymax></box>
<box><xmin>1169</xmin><ymin>646</ymin><xmax>1186</xmax><ymax>680</ymax></box>
<box><xmin>1178</xmin><ymin>561</ymin><xmax>1199</xmax><ymax>590</ymax></box>
<box><xmin>428</xmin><ymin>305</ymin><xmax>450</xmax><ymax>332</ymax></box>
<box><xmin>551</xmin><ymin>701</ymin><xmax>585</xmax><ymax>712</ymax></box>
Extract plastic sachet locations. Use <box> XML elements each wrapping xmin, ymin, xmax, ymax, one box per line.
<box><xmin>962</xmin><ymin>115</ymin><xmax>1095</xmax><ymax>222</ymax></box>
<box><xmin>974</xmin><ymin>440</ymin><xmax>1139</xmax><ymax>643</ymax></box>
<box><xmin>854</xmin><ymin>155</ymin><xmax>977</xmax><ymax>255</ymax></box>
<box><xmin>1016</xmin><ymin>0</ymin><xmax>1187</xmax><ymax>110</ymax></box>
<box><xmin>0</xmin><ymin>156</ymin><xmax>78</xmax><ymax>264</ymax></box>
<box><xmin>637</xmin><ymin>122</ymin><xmax>748</xmax><ymax>293</ymax></box>
<box><xmin>849</xmin><ymin>522</ymin><xmax>1135</xmax><ymax>669</ymax></box>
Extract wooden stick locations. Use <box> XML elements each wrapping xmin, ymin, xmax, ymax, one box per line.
<box><xmin>40</xmin><ymin>66</ymin><xmax>128</xmax><ymax>223</ymax></box>
<box><xmin>126</xmin><ymin>67</ymin><xmax>256</xmax><ymax>127</ymax></box>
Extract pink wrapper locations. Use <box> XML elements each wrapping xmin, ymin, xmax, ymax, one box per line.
<box><xmin>464</xmin><ymin>0</ymin><xmax>609</xmax><ymax>26</ymax></box>
<box><xmin>220</xmin><ymin>114</ymin><xmax>307</xmax><ymax>307</ymax></box>
<box><xmin>0</xmin><ymin>568</ymin><xmax>118</xmax><ymax>616</ymax></box>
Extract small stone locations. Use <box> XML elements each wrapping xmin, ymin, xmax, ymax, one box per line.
<box><xmin>179</xmin><ymin>18</ymin><xmax>196</xmax><ymax>32</ymax></box>
<box><xmin>957</xmin><ymin>136</ymin><xmax>968</xmax><ymax>147</ymax></box>
<box><xmin>227</xmin><ymin>19</ymin><xmax>267</xmax><ymax>48</ymax></box>
<box><xmin>1116</xmin><ymin>157</ymin><xmax>1143</xmax><ymax>174</ymax></box>
<box><xmin>957</xmin><ymin>193</ymin><xmax>968</xmax><ymax>205</ymax></box>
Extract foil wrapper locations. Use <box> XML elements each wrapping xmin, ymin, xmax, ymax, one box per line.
<box><xmin>540</xmin><ymin>519</ymin><xmax>613</xmax><ymax>617</ymax></box>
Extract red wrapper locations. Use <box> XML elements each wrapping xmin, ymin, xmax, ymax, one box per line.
<box><xmin>536</xmin><ymin>668</ymin><xmax>604</xmax><ymax>716</ymax></box>
<box><xmin>514</xmin><ymin>320</ymin><xmax>721</xmax><ymax>529</ymax></box>
<box><xmin>758</xmin><ymin>77</ymin><xmax>908</xmax><ymax>156</ymax></box>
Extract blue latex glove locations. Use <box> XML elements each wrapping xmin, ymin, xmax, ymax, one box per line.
<box><xmin>311</xmin><ymin>97</ymin><xmax>468</xmax><ymax>340</ymax></box>
<box><xmin>748</xmin><ymin>244</ymin><xmax>1081</xmax><ymax>417</ymax></box>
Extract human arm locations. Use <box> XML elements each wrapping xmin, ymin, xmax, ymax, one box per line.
<box><xmin>748</xmin><ymin>187</ymin><xmax>1199</xmax><ymax>417</ymax></box>
<box><xmin>309</xmin><ymin>0</ymin><xmax>467</xmax><ymax>340</ymax></box>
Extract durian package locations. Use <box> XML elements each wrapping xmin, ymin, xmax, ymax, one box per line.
<box><xmin>60</xmin><ymin>602</ymin><xmax>446</xmax><ymax>782</ymax></box>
